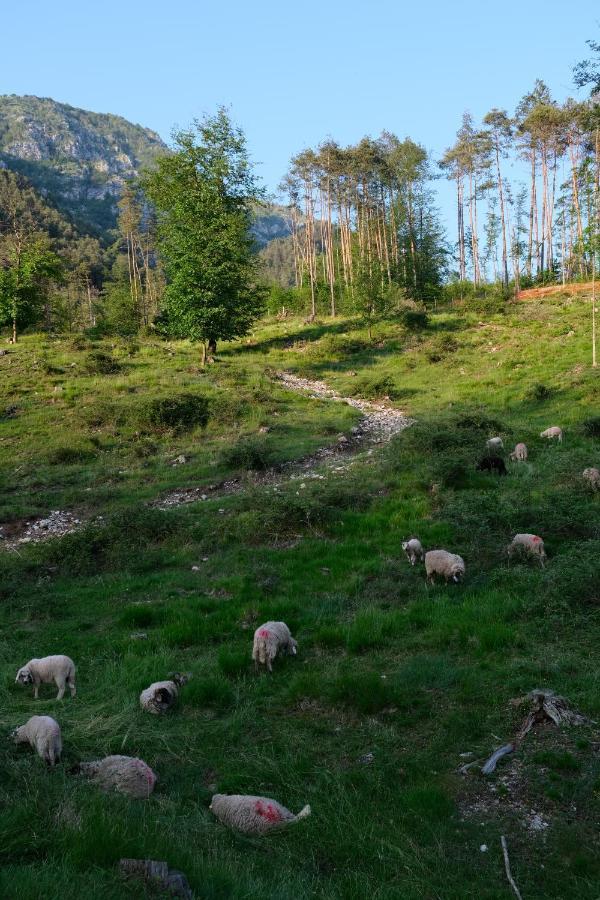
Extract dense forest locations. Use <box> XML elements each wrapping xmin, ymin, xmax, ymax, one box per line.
<box><xmin>0</xmin><ymin>37</ymin><xmax>599</xmax><ymax>338</ymax></box>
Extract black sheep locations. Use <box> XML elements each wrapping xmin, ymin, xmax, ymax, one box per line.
<box><xmin>476</xmin><ymin>455</ymin><xmax>507</xmax><ymax>476</ymax></box>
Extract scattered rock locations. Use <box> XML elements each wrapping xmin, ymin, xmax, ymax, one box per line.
<box><xmin>359</xmin><ymin>752</ymin><xmax>375</xmax><ymax>765</ymax></box>
<box><xmin>130</xmin><ymin>632</ymin><xmax>148</xmax><ymax>641</ymax></box>
<box><xmin>119</xmin><ymin>859</ymin><xmax>193</xmax><ymax>899</ymax></box>
<box><xmin>171</xmin><ymin>455</ymin><xmax>187</xmax><ymax>467</ymax></box>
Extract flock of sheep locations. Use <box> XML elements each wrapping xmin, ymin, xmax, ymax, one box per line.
<box><xmin>403</xmin><ymin>424</ymin><xmax>599</xmax><ymax>579</ymax></box>
<box><xmin>9</xmin><ymin>626</ymin><xmax>310</xmax><ymax>835</ymax></box>
<box><xmin>8</xmin><ymin>422</ymin><xmax>599</xmax><ymax>841</ymax></box>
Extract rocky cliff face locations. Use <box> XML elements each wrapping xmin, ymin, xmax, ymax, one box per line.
<box><xmin>0</xmin><ymin>95</ymin><xmax>293</xmax><ymax>259</ymax></box>
<box><xmin>0</xmin><ymin>95</ymin><xmax>167</xmax><ymax>235</ymax></box>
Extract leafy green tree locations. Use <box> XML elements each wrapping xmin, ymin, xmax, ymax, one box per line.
<box><xmin>142</xmin><ymin>108</ymin><xmax>266</xmax><ymax>362</ymax></box>
<box><xmin>0</xmin><ymin>239</ymin><xmax>62</xmax><ymax>342</ymax></box>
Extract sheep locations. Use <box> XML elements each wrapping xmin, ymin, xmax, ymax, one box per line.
<box><xmin>139</xmin><ymin>673</ymin><xmax>190</xmax><ymax>715</ymax></box>
<box><xmin>75</xmin><ymin>755</ymin><xmax>157</xmax><ymax>799</ymax></box>
<box><xmin>583</xmin><ymin>467</ymin><xmax>600</xmax><ymax>490</ymax></box>
<box><xmin>15</xmin><ymin>655</ymin><xmax>76</xmax><ymax>700</ymax></box>
<box><xmin>507</xmin><ymin>533</ymin><xmax>547</xmax><ymax>567</ymax></box>
<box><xmin>540</xmin><ymin>426</ymin><xmax>563</xmax><ymax>442</ymax></box>
<box><xmin>486</xmin><ymin>437</ymin><xmax>504</xmax><ymax>452</ymax></box>
<box><xmin>402</xmin><ymin>538</ymin><xmax>424</xmax><ymax>566</ymax></box>
<box><xmin>209</xmin><ymin>793</ymin><xmax>311</xmax><ymax>835</ymax></box>
<box><xmin>424</xmin><ymin>549</ymin><xmax>465</xmax><ymax>584</ymax></box>
<box><xmin>11</xmin><ymin>715</ymin><xmax>62</xmax><ymax>766</ymax></box>
<box><xmin>252</xmin><ymin>621</ymin><xmax>297</xmax><ymax>673</ymax></box>
<box><xmin>476</xmin><ymin>456</ymin><xmax>507</xmax><ymax>476</ymax></box>
<box><xmin>510</xmin><ymin>442</ymin><xmax>528</xmax><ymax>462</ymax></box>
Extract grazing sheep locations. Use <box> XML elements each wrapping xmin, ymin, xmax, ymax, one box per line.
<box><xmin>15</xmin><ymin>655</ymin><xmax>76</xmax><ymax>700</ymax></box>
<box><xmin>424</xmin><ymin>550</ymin><xmax>465</xmax><ymax>584</ymax></box>
<box><xmin>540</xmin><ymin>426</ymin><xmax>563</xmax><ymax>442</ymax></box>
<box><xmin>252</xmin><ymin>621</ymin><xmax>297</xmax><ymax>673</ymax></box>
<box><xmin>139</xmin><ymin>673</ymin><xmax>190</xmax><ymax>715</ymax></box>
<box><xmin>510</xmin><ymin>442</ymin><xmax>528</xmax><ymax>462</ymax></box>
<box><xmin>402</xmin><ymin>538</ymin><xmax>424</xmax><ymax>566</ymax></box>
<box><xmin>11</xmin><ymin>715</ymin><xmax>62</xmax><ymax>766</ymax></box>
<box><xmin>507</xmin><ymin>533</ymin><xmax>547</xmax><ymax>567</ymax></box>
<box><xmin>583</xmin><ymin>467</ymin><xmax>600</xmax><ymax>490</ymax></box>
<box><xmin>486</xmin><ymin>437</ymin><xmax>504</xmax><ymax>452</ymax></box>
<box><xmin>476</xmin><ymin>456</ymin><xmax>507</xmax><ymax>476</ymax></box>
<box><xmin>75</xmin><ymin>755</ymin><xmax>157</xmax><ymax>799</ymax></box>
<box><xmin>210</xmin><ymin>793</ymin><xmax>311</xmax><ymax>835</ymax></box>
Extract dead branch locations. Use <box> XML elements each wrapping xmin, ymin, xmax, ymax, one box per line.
<box><xmin>501</xmin><ymin>836</ymin><xmax>523</xmax><ymax>900</ymax></box>
<box><xmin>482</xmin><ymin>743</ymin><xmax>515</xmax><ymax>775</ymax></box>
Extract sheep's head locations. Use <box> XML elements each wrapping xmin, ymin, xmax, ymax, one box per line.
<box><xmin>288</xmin><ymin>638</ymin><xmax>298</xmax><ymax>656</ymax></box>
<box><xmin>9</xmin><ymin>726</ymin><xmax>21</xmax><ymax>743</ymax></box>
<box><xmin>15</xmin><ymin>667</ymin><xmax>32</xmax><ymax>686</ymax></box>
<box><xmin>452</xmin><ymin>566</ymin><xmax>465</xmax><ymax>583</ymax></box>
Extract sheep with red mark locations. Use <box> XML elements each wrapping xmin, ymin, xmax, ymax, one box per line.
<box><xmin>209</xmin><ymin>793</ymin><xmax>311</xmax><ymax>834</ymax></box>
<box><xmin>510</xmin><ymin>442</ymin><xmax>528</xmax><ymax>462</ymax></box>
<box><xmin>507</xmin><ymin>533</ymin><xmax>547</xmax><ymax>567</ymax></box>
<box><xmin>252</xmin><ymin>621</ymin><xmax>297</xmax><ymax>673</ymax></box>
<box><xmin>74</xmin><ymin>755</ymin><xmax>157</xmax><ymax>798</ymax></box>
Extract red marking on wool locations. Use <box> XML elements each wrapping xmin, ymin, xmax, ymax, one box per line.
<box><xmin>532</xmin><ymin>536</ymin><xmax>541</xmax><ymax>542</ymax></box>
<box><xmin>258</xmin><ymin>629</ymin><xmax>271</xmax><ymax>639</ymax></box>
<box><xmin>254</xmin><ymin>800</ymin><xmax>282</xmax><ymax>822</ymax></box>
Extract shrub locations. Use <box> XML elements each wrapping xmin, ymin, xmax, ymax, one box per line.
<box><xmin>398</xmin><ymin>307</ymin><xmax>429</xmax><ymax>331</ymax></box>
<box><xmin>583</xmin><ymin>417</ymin><xmax>600</xmax><ymax>438</ymax></box>
<box><xmin>525</xmin><ymin>382</ymin><xmax>554</xmax><ymax>403</ymax></box>
<box><xmin>143</xmin><ymin>394</ymin><xmax>210</xmax><ymax>433</ymax></box>
<box><xmin>84</xmin><ymin>351</ymin><xmax>121</xmax><ymax>375</ymax></box>
<box><xmin>47</xmin><ymin>445</ymin><xmax>95</xmax><ymax>465</ymax></box>
<box><xmin>220</xmin><ymin>435</ymin><xmax>275</xmax><ymax>471</ymax></box>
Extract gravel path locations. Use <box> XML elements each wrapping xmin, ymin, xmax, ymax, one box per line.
<box><xmin>1</xmin><ymin>372</ymin><xmax>413</xmax><ymax>543</ymax></box>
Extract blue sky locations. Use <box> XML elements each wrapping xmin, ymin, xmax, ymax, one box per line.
<box><xmin>2</xmin><ymin>0</ymin><xmax>599</xmax><ymax>237</ymax></box>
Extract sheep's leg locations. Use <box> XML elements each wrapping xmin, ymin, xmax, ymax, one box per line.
<box><xmin>68</xmin><ymin>677</ymin><xmax>76</xmax><ymax>697</ymax></box>
<box><xmin>33</xmin><ymin>684</ymin><xmax>39</xmax><ymax>699</ymax></box>
<box><xmin>55</xmin><ymin>678</ymin><xmax>66</xmax><ymax>700</ymax></box>
<box><xmin>267</xmin><ymin>659</ymin><xmax>273</xmax><ymax>673</ymax></box>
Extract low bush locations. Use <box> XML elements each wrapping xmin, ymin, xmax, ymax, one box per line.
<box><xmin>143</xmin><ymin>394</ymin><xmax>210</xmax><ymax>433</ymax></box>
<box><xmin>220</xmin><ymin>435</ymin><xmax>275</xmax><ymax>471</ymax></box>
<box><xmin>84</xmin><ymin>351</ymin><xmax>121</xmax><ymax>375</ymax></box>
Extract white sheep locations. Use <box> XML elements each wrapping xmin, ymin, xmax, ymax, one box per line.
<box><xmin>11</xmin><ymin>715</ymin><xmax>62</xmax><ymax>766</ymax></box>
<box><xmin>510</xmin><ymin>442</ymin><xmax>528</xmax><ymax>462</ymax></box>
<box><xmin>424</xmin><ymin>549</ymin><xmax>465</xmax><ymax>584</ymax></box>
<box><xmin>15</xmin><ymin>655</ymin><xmax>76</xmax><ymax>700</ymax></box>
<box><xmin>76</xmin><ymin>755</ymin><xmax>157</xmax><ymax>798</ymax></box>
<box><xmin>209</xmin><ymin>793</ymin><xmax>311</xmax><ymax>835</ymax></box>
<box><xmin>583</xmin><ymin>467</ymin><xmax>600</xmax><ymax>490</ymax></box>
<box><xmin>486</xmin><ymin>437</ymin><xmax>504</xmax><ymax>452</ymax></box>
<box><xmin>402</xmin><ymin>538</ymin><xmax>424</xmax><ymax>566</ymax></box>
<box><xmin>139</xmin><ymin>673</ymin><xmax>190</xmax><ymax>715</ymax></box>
<box><xmin>507</xmin><ymin>533</ymin><xmax>547</xmax><ymax>567</ymax></box>
<box><xmin>252</xmin><ymin>621</ymin><xmax>297</xmax><ymax>673</ymax></box>
<box><xmin>540</xmin><ymin>426</ymin><xmax>563</xmax><ymax>442</ymax></box>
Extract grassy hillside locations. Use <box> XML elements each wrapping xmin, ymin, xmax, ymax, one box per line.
<box><xmin>0</xmin><ymin>294</ymin><xmax>599</xmax><ymax>898</ymax></box>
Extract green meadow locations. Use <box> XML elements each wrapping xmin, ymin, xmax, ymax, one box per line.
<box><xmin>1</xmin><ymin>294</ymin><xmax>599</xmax><ymax>898</ymax></box>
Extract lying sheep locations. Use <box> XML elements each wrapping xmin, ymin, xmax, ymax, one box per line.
<box><xmin>540</xmin><ymin>426</ymin><xmax>563</xmax><ymax>442</ymax></box>
<box><xmin>486</xmin><ymin>437</ymin><xmax>504</xmax><ymax>452</ymax></box>
<box><xmin>252</xmin><ymin>621</ymin><xmax>297</xmax><ymax>673</ymax></box>
<box><xmin>507</xmin><ymin>533</ymin><xmax>547</xmax><ymax>567</ymax></box>
<box><xmin>402</xmin><ymin>538</ymin><xmax>424</xmax><ymax>566</ymax></box>
<box><xmin>476</xmin><ymin>456</ymin><xmax>507</xmax><ymax>476</ymax></box>
<box><xmin>583</xmin><ymin>467</ymin><xmax>600</xmax><ymax>490</ymax></box>
<box><xmin>11</xmin><ymin>715</ymin><xmax>62</xmax><ymax>766</ymax></box>
<box><xmin>139</xmin><ymin>673</ymin><xmax>190</xmax><ymax>715</ymax></box>
<box><xmin>15</xmin><ymin>655</ymin><xmax>76</xmax><ymax>700</ymax></box>
<box><xmin>510</xmin><ymin>442</ymin><xmax>528</xmax><ymax>462</ymax></box>
<box><xmin>424</xmin><ymin>550</ymin><xmax>465</xmax><ymax>584</ymax></box>
<box><xmin>75</xmin><ymin>755</ymin><xmax>157</xmax><ymax>799</ymax></box>
<box><xmin>210</xmin><ymin>793</ymin><xmax>311</xmax><ymax>835</ymax></box>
